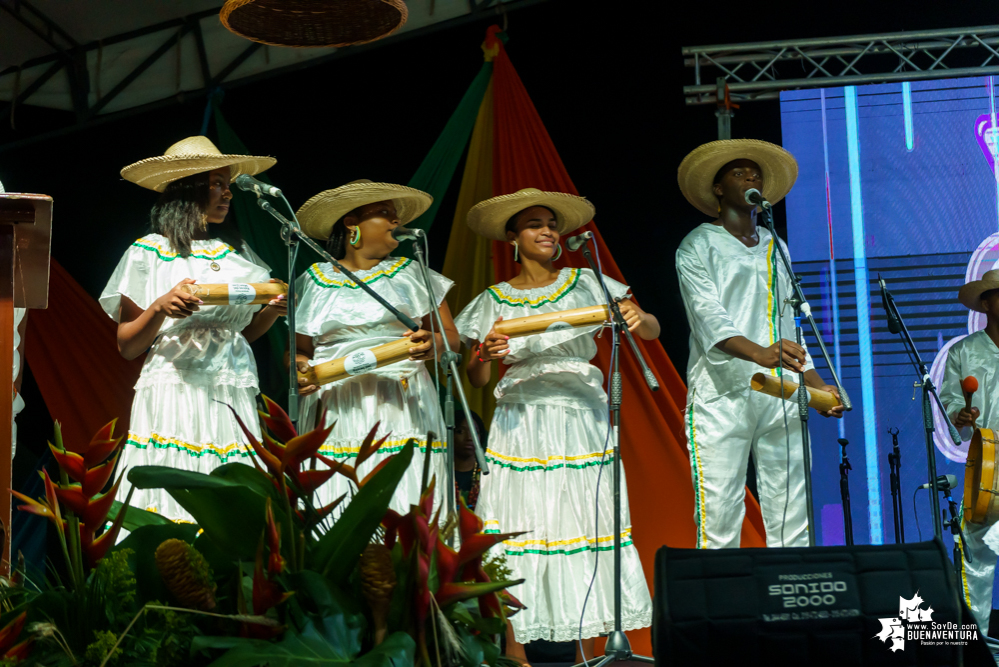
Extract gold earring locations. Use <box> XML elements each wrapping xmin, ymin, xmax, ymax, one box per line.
<box><xmin>200</xmin><ymin>214</ymin><xmax>208</xmax><ymax>231</ymax></box>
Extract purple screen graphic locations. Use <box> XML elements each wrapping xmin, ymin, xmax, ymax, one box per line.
<box><xmin>780</xmin><ymin>79</ymin><xmax>999</xmax><ymax>605</ymax></box>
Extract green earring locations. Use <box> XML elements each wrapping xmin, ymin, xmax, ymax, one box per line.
<box><xmin>349</xmin><ymin>227</ymin><xmax>361</xmax><ymax>247</ymax></box>
<box><xmin>553</xmin><ymin>243</ymin><xmax>562</xmax><ymax>261</ymax></box>
<box><xmin>513</xmin><ymin>241</ymin><xmax>519</xmax><ymax>262</ymax></box>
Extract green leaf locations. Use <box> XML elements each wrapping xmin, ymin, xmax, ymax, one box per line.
<box><xmin>110</xmin><ymin>500</ymin><xmax>172</xmax><ymax>532</ymax></box>
<box><xmin>351</xmin><ymin>631</ymin><xmax>415</xmax><ymax>667</ymax></box>
<box><xmin>194</xmin><ymin>530</ymin><xmax>238</xmax><ymax>581</ymax></box>
<box><xmin>129</xmin><ymin>465</ymin><xmax>243</xmax><ymax>490</ymax></box>
<box><xmin>114</xmin><ymin>523</ymin><xmax>200</xmax><ymax>607</ymax></box>
<box><xmin>311</xmin><ymin>441</ymin><xmax>415</xmax><ymax>583</ymax></box>
<box><xmin>210</xmin><ymin>462</ymin><xmax>282</xmax><ymax>502</ymax></box>
<box><xmin>194</xmin><ymin>621</ymin><xmax>413</xmax><ymax>666</ymax></box>
<box><xmin>450</xmin><ymin>603</ymin><xmax>506</xmax><ymax>635</ymax></box>
<box><xmin>167</xmin><ymin>487</ymin><xmax>279</xmax><ymax>562</ymax></box>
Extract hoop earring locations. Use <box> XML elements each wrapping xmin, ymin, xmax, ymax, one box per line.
<box><xmin>552</xmin><ymin>243</ymin><xmax>562</xmax><ymax>261</ymax></box>
<box><xmin>349</xmin><ymin>227</ymin><xmax>361</xmax><ymax>247</ymax></box>
<box><xmin>513</xmin><ymin>241</ymin><xmax>519</xmax><ymax>262</ymax></box>
<box><xmin>199</xmin><ymin>214</ymin><xmax>208</xmax><ymax>231</ymax></box>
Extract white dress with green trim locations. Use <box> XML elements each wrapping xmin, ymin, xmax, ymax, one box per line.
<box><xmin>295</xmin><ymin>257</ymin><xmax>453</xmax><ymax>514</ymax></box>
<box><xmin>453</xmin><ymin>267</ymin><xmax>652</xmax><ymax>643</ymax></box>
<box><xmin>100</xmin><ymin>233</ymin><xmax>270</xmax><ymax>522</ymax></box>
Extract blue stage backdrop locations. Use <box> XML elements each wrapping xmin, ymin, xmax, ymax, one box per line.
<box><xmin>781</xmin><ymin>77</ymin><xmax>999</xmax><ymax>570</ymax></box>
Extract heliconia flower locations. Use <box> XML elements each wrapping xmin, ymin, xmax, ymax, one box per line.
<box><xmin>319</xmin><ymin>454</ymin><xmax>358</xmax><ymax>487</ymax></box>
<box><xmin>82</xmin><ymin>495</ymin><xmax>129</xmax><ymax>567</ymax></box>
<box><xmin>381</xmin><ymin>509</ymin><xmax>403</xmax><ymax>549</ymax></box>
<box><xmin>10</xmin><ymin>490</ymin><xmax>64</xmax><ymax>529</ymax></box>
<box><xmin>291</xmin><ymin>468</ymin><xmax>337</xmax><ymax>497</ymax></box>
<box><xmin>358</xmin><ymin>454</ymin><xmax>397</xmax><ymax>488</ymax></box>
<box><xmin>0</xmin><ymin>612</ymin><xmax>26</xmax><ymax>653</ymax></box>
<box><xmin>47</xmin><ymin>445</ymin><xmax>86</xmax><ymax>483</ymax></box>
<box><xmin>252</xmin><ymin>533</ymin><xmax>292</xmax><ymax>614</ymax></box>
<box><xmin>79</xmin><ymin>451</ymin><xmax>120</xmax><ymax>498</ymax></box>
<box><xmin>264</xmin><ymin>498</ymin><xmax>284</xmax><ymax>576</ymax></box>
<box><xmin>259</xmin><ymin>395</ymin><xmax>298</xmax><ymax>444</ymax></box>
<box><xmin>63</xmin><ymin>419</ymin><xmax>123</xmax><ymax>468</ymax></box>
<box><xmin>282</xmin><ymin>422</ymin><xmax>335</xmax><ymax>472</ymax></box>
<box><xmin>458</xmin><ymin>496</ymin><xmax>483</xmax><ymax>542</ymax></box>
<box><xmin>355</xmin><ymin>423</ymin><xmax>388</xmax><ymax>467</ymax></box>
<box><xmin>436</xmin><ymin>579</ymin><xmax>521</xmax><ymax>610</ymax></box>
<box><xmin>227</xmin><ymin>406</ymin><xmax>283</xmax><ymax>476</ymax></box>
<box><xmin>54</xmin><ymin>470</ymin><xmax>124</xmax><ymax>528</ymax></box>
<box><xmin>312</xmin><ymin>493</ymin><xmax>347</xmax><ymax>524</ymax></box>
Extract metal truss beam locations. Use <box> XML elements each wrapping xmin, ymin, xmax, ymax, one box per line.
<box><xmin>683</xmin><ymin>25</ymin><xmax>999</xmax><ymax>105</ymax></box>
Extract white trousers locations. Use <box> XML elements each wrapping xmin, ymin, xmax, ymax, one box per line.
<box><xmin>685</xmin><ymin>387</ymin><xmax>809</xmax><ymax>549</ymax></box>
<box><xmin>957</xmin><ymin>517</ymin><xmax>996</xmax><ymax>632</ymax></box>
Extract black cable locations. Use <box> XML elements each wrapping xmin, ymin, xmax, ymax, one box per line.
<box><xmin>773</xmin><ymin>233</ymin><xmax>792</xmax><ymax>548</ymax></box>
<box><xmin>913</xmin><ymin>488</ymin><xmax>923</xmax><ymax>542</ymax></box>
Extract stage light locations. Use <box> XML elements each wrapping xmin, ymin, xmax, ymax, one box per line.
<box><xmin>220</xmin><ymin>0</ymin><xmax>408</xmax><ymax>48</ymax></box>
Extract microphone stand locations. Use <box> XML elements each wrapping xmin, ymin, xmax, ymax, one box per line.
<box><xmin>887</xmin><ymin>427</ymin><xmax>904</xmax><ymax>543</ymax></box>
<box><xmin>938</xmin><ymin>477</ymin><xmax>972</xmax><ymax>581</ymax></box>
<box><xmin>880</xmin><ymin>277</ymin><xmax>959</xmax><ymax>541</ymax></box>
<box><xmin>250</xmin><ymin>192</ymin><xmax>422</xmax><ymax>430</ymax></box>
<box><xmin>573</xmin><ymin>236</ymin><xmax>655</xmax><ymax>667</ymax></box>
<box><xmin>838</xmin><ymin>438</ymin><xmax>853</xmax><ymax>546</ymax></box>
<box><xmin>407</xmin><ymin>233</ymin><xmax>489</xmax><ymax>531</ymax></box>
<box><xmin>760</xmin><ymin>205</ymin><xmax>851</xmax><ymax>548</ymax></box>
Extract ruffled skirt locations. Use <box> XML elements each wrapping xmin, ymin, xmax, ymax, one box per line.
<box><xmin>478</xmin><ymin>361</ymin><xmax>652</xmax><ymax>643</ymax></box>
<box><xmin>118</xmin><ymin>380</ymin><xmax>260</xmax><ymax>523</ymax></box>
<box><xmin>299</xmin><ymin>365</ymin><xmax>448</xmax><ymax>515</ymax></box>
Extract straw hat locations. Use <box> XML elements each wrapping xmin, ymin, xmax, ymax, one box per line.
<box><xmin>121</xmin><ymin>136</ymin><xmax>276</xmax><ymax>193</ymax></box>
<box><xmin>297</xmin><ymin>180</ymin><xmax>433</xmax><ymax>240</ymax></box>
<box><xmin>221</xmin><ymin>0</ymin><xmax>408</xmax><ymax>48</ymax></box>
<box><xmin>466</xmin><ymin>188</ymin><xmax>594</xmax><ymax>241</ymax></box>
<box><xmin>959</xmin><ymin>269</ymin><xmax>999</xmax><ymax>312</ymax></box>
<box><xmin>677</xmin><ymin>139</ymin><xmax>798</xmax><ymax>218</ymax></box>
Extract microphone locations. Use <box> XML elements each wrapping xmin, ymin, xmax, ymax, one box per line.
<box><xmin>391</xmin><ymin>227</ymin><xmax>424</xmax><ymax>242</ymax></box>
<box><xmin>744</xmin><ymin>188</ymin><xmax>771</xmax><ymax>209</ymax></box>
<box><xmin>963</xmin><ymin>375</ymin><xmax>979</xmax><ymax>427</ymax></box>
<box><xmin>919</xmin><ymin>474</ymin><xmax>958</xmax><ymax>490</ymax></box>
<box><xmin>233</xmin><ymin>173</ymin><xmax>282</xmax><ymax>198</ymax></box>
<box><xmin>879</xmin><ymin>275</ymin><xmax>902</xmax><ymax>335</ymax></box>
<box><xmin>567</xmin><ymin>231</ymin><xmax>593</xmax><ymax>252</ymax></box>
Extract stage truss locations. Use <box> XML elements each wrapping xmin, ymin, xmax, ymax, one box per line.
<box><xmin>683</xmin><ymin>25</ymin><xmax>999</xmax><ymax>106</ymax></box>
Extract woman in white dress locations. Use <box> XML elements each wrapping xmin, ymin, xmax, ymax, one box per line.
<box><xmin>453</xmin><ymin>189</ymin><xmax>659</xmax><ymax>663</ymax></box>
<box><xmin>293</xmin><ymin>180</ymin><xmax>457</xmax><ymax>514</ymax></box>
<box><xmin>100</xmin><ymin>136</ymin><xmax>287</xmax><ymax>522</ymax></box>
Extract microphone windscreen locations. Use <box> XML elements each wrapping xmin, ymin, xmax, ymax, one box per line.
<box><xmin>962</xmin><ymin>376</ymin><xmax>979</xmax><ymax>394</ymax></box>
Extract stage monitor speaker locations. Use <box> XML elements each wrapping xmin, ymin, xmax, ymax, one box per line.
<box><xmin>653</xmin><ymin>539</ymin><xmax>993</xmax><ymax>666</ymax></box>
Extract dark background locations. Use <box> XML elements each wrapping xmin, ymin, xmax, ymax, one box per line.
<box><xmin>1</xmin><ymin>0</ymin><xmax>994</xmax><ymax>492</ymax></box>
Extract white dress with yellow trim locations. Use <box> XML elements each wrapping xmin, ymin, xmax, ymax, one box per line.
<box><xmin>295</xmin><ymin>257</ymin><xmax>453</xmax><ymax>514</ymax></box>
<box><xmin>453</xmin><ymin>267</ymin><xmax>652</xmax><ymax>643</ymax></box>
<box><xmin>100</xmin><ymin>233</ymin><xmax>270</xmax><ymax>522</ymax></box>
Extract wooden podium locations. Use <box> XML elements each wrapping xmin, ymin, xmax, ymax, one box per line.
<box><xmin>0</xmin><ymin>194</ymin><xmax>51</xmax><ymax>574</ymax></box>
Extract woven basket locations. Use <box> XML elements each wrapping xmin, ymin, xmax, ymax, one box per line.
<box><xmin>220</xmin><ymin>0</ymin><xmax>408</xmax><ymax>48</ymax></box>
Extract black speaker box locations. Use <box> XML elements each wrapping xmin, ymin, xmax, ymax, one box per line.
<box><xmin>653</xmin><ymin>539</ymin><xmax>993</xmax><ymax>666</ymax></box>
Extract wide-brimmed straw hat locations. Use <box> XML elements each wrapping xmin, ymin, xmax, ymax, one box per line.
<box><xmin>297</xmin><ymin>179</ymin><xmax>433</xmax><ymax>240</ymax></box>
<box><xmin>677</xmin><ymin>139</ymin><xmax>798</xmax><ymax>218</ymax></box>
<box><xmin>466</xmin><ymin>188</ymin><xmax>594</xmax><ymax>241</ymax></box>
<box><xmin>120</xmin><ymin>136</ymin><xmax>276</xmax><ymax>192</ymax></box>
<box><xmin>959</xmin><ymin>269</ymin><xmax>999</xmax><ymax>312</ymax></box>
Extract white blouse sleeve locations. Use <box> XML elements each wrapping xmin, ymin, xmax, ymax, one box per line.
<box><xmin>99</xmin><ymin>244</ymin><xmax>155</xmax><ymax>322</ymax></box>
<box><xmin>676</xmin><ymin>243</ymin><xmax>745</xmax><ymax>363</ymax></box>
<box><xmin>940</xmin><ymin>343</ymin><xmax>969</xmax><ymax>439</ymax></box>
<box><xmin>454</xmin><ymin>291</ymin><xmax>493</xmax><ymax>347</ymax></box>
<box><xmin>240</xmin><ymin>242</ymin><xmax>272</xmax><ymax>273</ymax></box>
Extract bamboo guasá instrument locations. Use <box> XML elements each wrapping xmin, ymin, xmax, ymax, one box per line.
<box><xmin>300</xmin><ymin>338</ymin><xmax>419</xmax><ymax>387</ymax></box>
<box><xmin>749</xmin><ymin>373</ymin><xmax>841</xmax><ymax>412</ymax></box>
<box><xmin>181</xmin><ymin>282</ymin><xmax>287</xmax><ymax>306</ymax></box>
<box><xmin>493</xmin><ymin>304</ymin><xmax>609</xmax><ymax>339</ymax></box>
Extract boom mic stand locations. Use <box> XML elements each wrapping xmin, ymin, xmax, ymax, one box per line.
<box><xmin>759</xmin><ymin>204</ymin><xmax>852</xmax><ymax>547</ymax></box>
<box><xmin>879</xmin><ymin>276</ymin><xmax>961</xmax><ymax>541</ymax></box>
<box><xmin>408</xmin><ymin>231</ymin><xmax>489</xmax><ymax>526</ymax></box>
<box><xmin>573</xmin><ymin>233</ymin><xmax>656</xmax><ymax>666</ymax></box>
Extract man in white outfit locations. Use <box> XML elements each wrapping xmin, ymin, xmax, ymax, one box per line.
<box><xmin>675</xmin><ymin>139</ymin><xmax>843</xmax><ymax>549</ymax></box>
<box><xmin>944</xmin><ymin>269</ymin><xmax>999</xmax><ymax>632</ymax></box>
